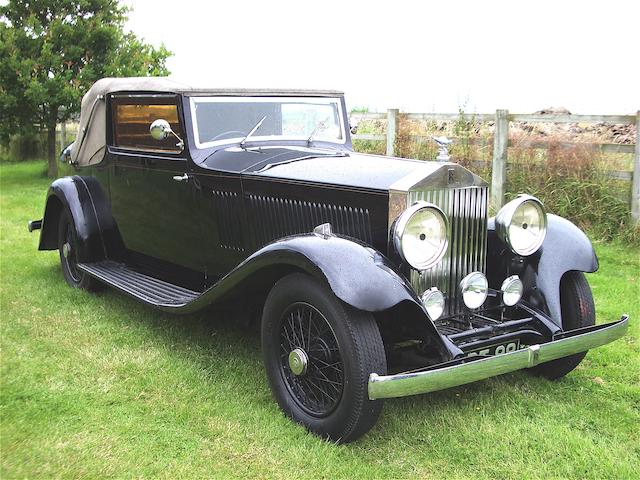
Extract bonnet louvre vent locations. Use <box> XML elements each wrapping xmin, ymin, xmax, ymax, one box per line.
<box><xmin>211</xmin><ymin>191</ymin><xmax>246</xmax><ymax>251</ymax></box>
<box><xmin>248</xmin><ymin>195</ymin><xmax>372</xmax><ymax>247</ymax></box>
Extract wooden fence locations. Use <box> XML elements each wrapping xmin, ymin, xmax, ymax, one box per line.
<box><xmin>351</xmin><ymin>110</ymin><xmax>640</xmax><ymax>224</ymax></box>
<box><xmin>44</xmin><ymin>112</ymin><xmax>640</xmax><ymax>225</ymax></box>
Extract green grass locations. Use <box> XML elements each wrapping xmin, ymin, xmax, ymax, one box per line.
<box><xmin>1</xmin><ymin>161</ymin><xmax>639</xmax><ymax>479</ymax></box>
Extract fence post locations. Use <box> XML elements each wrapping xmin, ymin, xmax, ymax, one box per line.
<box><xmin>386</xmin><ymin>108</ymin><xmax>399</xmax><ymax>157</ymax></box>
<box><xmin>632</xmin><ymin>111</ymin><xmax>640</xmax><ymax>224</ymax></box>
<box><xmin>491</xmin><ymin>109</ymin><xmax>509</xmax><ymax>209</ymax></box>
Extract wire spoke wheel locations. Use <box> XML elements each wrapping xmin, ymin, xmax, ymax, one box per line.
<box><xmin>262</xmin><ymin>273</ymin><xmax>386</xmax><ymax>443</ymax></box>
<box><xmin>279</xmin><ymin>302</ymin><xmax>344</xmax><ymax>417</ymax></box>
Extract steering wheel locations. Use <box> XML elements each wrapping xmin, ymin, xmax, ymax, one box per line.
<box><xmin>207</xmin><ymin>131</ymin><xmax>246</xmax><ymax>142</ymax></box>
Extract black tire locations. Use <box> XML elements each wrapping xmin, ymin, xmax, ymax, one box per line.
<box><xmin>57</xmin><ymin>211</ymin><xmax>101</xmax><ymax>291</ymax></box>
<box><xmin>261</xmin><ymin>273</ymin><xmax>387</xmax><ymax>443</ymax></box>
<box><xmin>532</xmin><ymin>271</ymin><xmax>595</xmax><ymax>379</ymax></box>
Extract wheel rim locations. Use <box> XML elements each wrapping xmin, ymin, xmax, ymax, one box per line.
<box><xmin>63</xmin><ymin>221</ymin><xmax>81</xmax><ymax>283</ymax></box>
<box><xmin>278</xmin><ymin>302</ymin><xmax>344</xmax><ymax>417</ymax></box>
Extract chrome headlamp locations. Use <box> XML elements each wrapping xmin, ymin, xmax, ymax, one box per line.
<box><xmin>495</xmin><ymin>195</ymin><xmax>547</xmax><ymax>256</ymax></box>
<box><xmin>393</xmin><ymin>201</ymin><xmax>448</xmax><ymax>271</ymax></box>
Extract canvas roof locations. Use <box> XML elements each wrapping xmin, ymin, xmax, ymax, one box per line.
<box><xmin>72</xmin><ymin>77</ymin><xmax>344</xmax><ymax>165</ymax></box>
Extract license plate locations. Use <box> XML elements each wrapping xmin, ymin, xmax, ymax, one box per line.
<box><xmin>466</xmin><ymin>340</ymin><xmax>520</xmax><ymax>357</ymax></box>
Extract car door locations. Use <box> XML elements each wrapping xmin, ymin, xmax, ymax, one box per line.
<box><xmin>107</xmin><ymin>94</ymin><xmax>204</xmax><ymax>278</ymax></box>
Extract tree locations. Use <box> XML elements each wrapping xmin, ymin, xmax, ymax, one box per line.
<box><xmin>0</xmin><ymin>1</ymin><xmax>171</xmax><ymax>177</ymax></box>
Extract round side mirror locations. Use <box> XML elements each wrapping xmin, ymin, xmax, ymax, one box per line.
<box><xmin>59</xmin><ymin>143</ymin><xmax>73</xmax><ymax>163</ymax></box>
<box><xmin>150</xmin><ymin>119</ymin><xmax>171</xmax><ymax>141</ymax></box>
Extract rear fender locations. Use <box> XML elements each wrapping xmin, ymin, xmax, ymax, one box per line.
<box><xmin>38</xmin><ymin>176</ymin><xmax>121</xmax><ymax>262</ymax></box>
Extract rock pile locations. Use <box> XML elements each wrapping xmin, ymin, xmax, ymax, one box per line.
<box><xmin>518</xmin><ymin>107</ymin><xmax>637</xmax><ymax>144</ymax></box>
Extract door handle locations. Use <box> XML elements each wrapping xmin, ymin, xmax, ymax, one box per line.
<box><xmin>172</xmin><ymin>173</ymin><xmax>189</xmax><ymax>182</ymax></box>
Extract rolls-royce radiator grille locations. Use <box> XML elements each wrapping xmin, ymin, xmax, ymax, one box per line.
<box><xmin>409</xmin><ymin>186</ymin><xmax>488</xmax><ymax>316</ymax></box>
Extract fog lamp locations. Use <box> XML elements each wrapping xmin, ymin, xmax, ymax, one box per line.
<box><xmin>501</xmin><ymin>275</ymin><xmax>523</xmax><ymax>306</ymax></box>
<box><xmin>422</xmin><ymin>287</ymin><xmax>445</xmax><ymax>320</ymax></box>
<box><xmin>460</xmin><ymin>272</ymin><xmax>488</xmax><ymax>310</ymax></box>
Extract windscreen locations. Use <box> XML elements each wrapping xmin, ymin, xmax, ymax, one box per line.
<box><xmin>191</xmin><ymin>97</ymin><xmax>344</xmax><ymax>148</ymax></box>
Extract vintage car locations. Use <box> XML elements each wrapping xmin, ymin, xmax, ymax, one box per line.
<box><xmin>29</xmin><ymin>77</ymin><xmax>628</xmax><ymax>443</ymax></box>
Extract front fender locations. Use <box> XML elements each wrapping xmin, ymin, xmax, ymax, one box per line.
<box><xmin>184</xmin><ymin>232</ymin><xmax>457</xmax><ymax>359</ymax></box>
<box><xmin>488</xmin><ymin>214</ymin><xmax>598</xmax><ymax>327</ymax></box>
<box><xmin>188</xmin><ymin>233</ymin><xmax>422</xmax><ymax>313</ymax></box>
<box><xmin>536</xmin><ymin>215</ymin><xmax>598</xmax><ymax>325</ymax></box>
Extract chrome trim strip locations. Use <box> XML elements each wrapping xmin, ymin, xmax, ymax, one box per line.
<box><xmin>368</xmin><ymin>315</ymin><xmax>629</xmax><ymax>399</ymax></box>
<box><xmin>388</xmin><ymin>190</ymin><xmax>409</xmax><ymax>228</ymax></box>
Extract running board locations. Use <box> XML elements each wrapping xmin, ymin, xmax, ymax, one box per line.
<box><xmin>77</xmin><ymin>261</ymin><xmax>200</xmax><ymax>307</ymax></box>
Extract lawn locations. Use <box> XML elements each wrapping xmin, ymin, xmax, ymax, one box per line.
<box><xmin>1</xmin><ymin>161</ymin><xmax>638</xmax><ymax>479</ymax></box>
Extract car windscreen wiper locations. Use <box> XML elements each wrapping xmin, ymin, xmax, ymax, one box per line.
<box><xmin>307</xmin><ymin>117</ymin><xmax>329</xmax><ymax>147</ymax></box>
<box><xmin>240</xmin><ymin>115</ymin><xmax>267</xmax><ymax>148</ymax></box>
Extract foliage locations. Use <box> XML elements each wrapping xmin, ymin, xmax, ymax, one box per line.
<box><xmin>452</xmin><ymin>106</ymin><xmax>477</xmax><ymax>164</ymax></box>
<box><xmin>0</xmin><ymin>131</ymin><xmax>48</xmax><ymax>162</ymax></box>
<box><xmin>351</xmin><ymin>138</ymin><xmax>385</xmax><ymax>155</ymax></box>
<box><xmin>351</xmin><ymin>117</ymin><xmax>386</xmax><ymax>154</ymax></box>
<box><xmin>506</xmin><ymin>136</ymin><xmax>639</xmax><ymax>245</ymax></box>
<box><xmin>1</xmin><ymin>160</ymin><xmax>639</xmax><ymax>478</ymax></box>
<box><xmin>105</xmin><ymin>32</ymin><xmax>172</xmax><ymax>78</ymax></box>
<box><xmin>0</xmin><ymin>0</ymin><xmax>171</xmax><ymax>176</ymax></box>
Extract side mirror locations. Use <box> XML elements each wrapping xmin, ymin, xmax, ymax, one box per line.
<box><xmin>149</xmin><ymin>119</ymin><xmax>184</xmax><ymax>150</ymax></box>
<box><xmin>59</xmin><ymin>143</ymin><xmax>73</xmax><ymax>164</ymax></box>
<box><xmin>150</xmin><ymin>119</ymin><xmax>171</xmax><ymax>141</ymax></box>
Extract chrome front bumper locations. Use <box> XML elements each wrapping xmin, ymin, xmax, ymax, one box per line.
<box><xmin>369</xmin><ymin>315</ymin><xmax>629</xmax><ymax>400</ymax></box>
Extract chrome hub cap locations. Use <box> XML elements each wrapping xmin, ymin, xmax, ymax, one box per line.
<box><xmin>62</xmin><ymin>242</ymin><xmax>72</xmax><ymax>259</ymax></box>
<box><xmin>288</xmin><ymin>348</ymin><xmax>308</xmax><ymax>376</ymax></box>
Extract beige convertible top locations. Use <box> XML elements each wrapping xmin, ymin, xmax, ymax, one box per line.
<box><xmin>72</xmin><ymin>77</ymin><xmax>344</xmax><ymax>165</ymax></box>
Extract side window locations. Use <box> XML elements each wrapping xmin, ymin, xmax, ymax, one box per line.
<box><xmin>112</xmin><ymin>100</ymin><xmax>183</xmax><ymax>152</ymax></box>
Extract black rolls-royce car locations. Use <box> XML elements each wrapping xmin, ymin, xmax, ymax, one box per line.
<box><xmin>29</xmin><ymin>77</ymin><xmax>628</xmax><ymax>443</ymax></box>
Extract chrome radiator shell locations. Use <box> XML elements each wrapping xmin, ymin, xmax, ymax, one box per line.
<box><xmin>389</xmin><ymin>163</ymin><xmax>489</xmax><ymax>317</ymax></box>
<box><xmin>408</xmin><ymin>186</ymin><xmax>488</xmax><ymax>315</ymax></box>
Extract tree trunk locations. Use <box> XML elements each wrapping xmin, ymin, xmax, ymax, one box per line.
<box><xmin>47</xmin><ymin>107</ymin><xmax>59</xmax><ymax>178</ymax></box>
